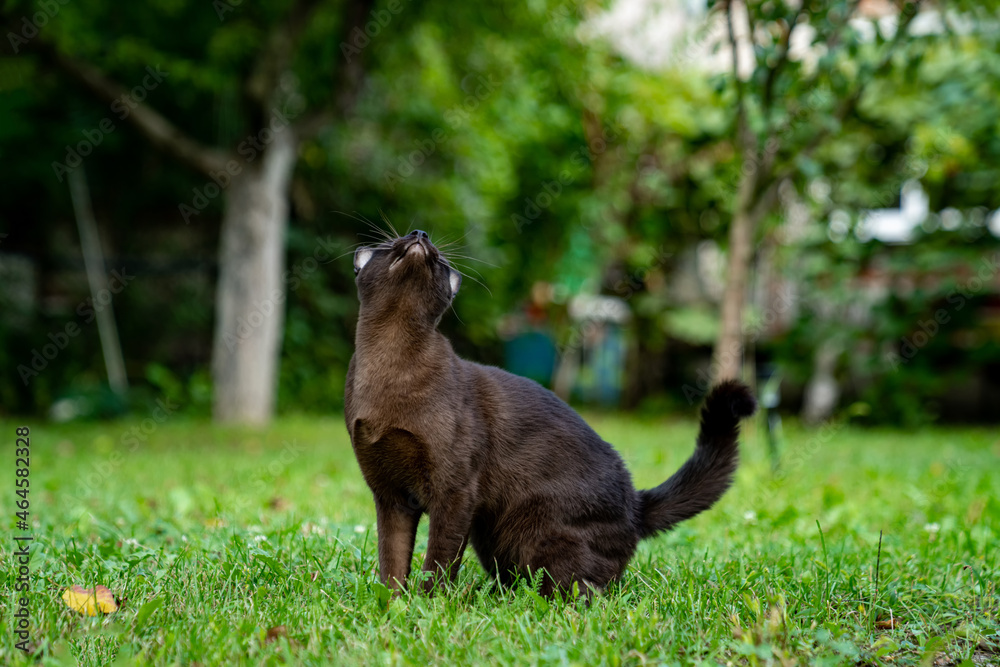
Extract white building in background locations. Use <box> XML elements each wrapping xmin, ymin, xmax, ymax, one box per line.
<box><xmin>583</xmin><ymin>0</ymin><xmax>746</xmax><ymax>74</ymax></box>
<box><xmin>584</xmin><ymin>0</ymin><xmax>953</xmax><ymax>76</ymax></box>
<box><xmin>854</xmin><ymin>180</ymin><xmax>929</xmax><ymax>244</ymax></box>
<box><xmin>845</xmin><ymin>180</ymin><xmax>1000</xmax><ymax>244</ymax></box>
<box><xmin>585</xmin><ymin>0</ymin><xmax>1000</xmax><ymax>246</ymax></box>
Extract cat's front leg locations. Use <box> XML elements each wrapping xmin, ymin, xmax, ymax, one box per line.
<box><xmin>374</xmin><ymin>495</ymin><xmax>421</xmax><ymax>590</ymax></box>
<box><xmin>421</xmin><ymin>491</ymin><xmax>473</xmax><ymax>593</ymax></box>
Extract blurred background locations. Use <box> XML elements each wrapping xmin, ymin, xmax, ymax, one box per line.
<box><xmin>1</xmin><ymin>0</ymin><xmax>998</xmax><ymax>428</ymax></box>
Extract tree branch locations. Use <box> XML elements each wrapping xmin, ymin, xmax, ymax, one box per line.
<box><xmin>294</xmin><ymin>110</ymin><xmax>334</xmax><ymax>140</ymax></box>
<box><xmin>246</xmin><ymin>0</ymin><xmax>325</xmax><ymax>111</ymax></box>
<box><xmin>23</xmin><ymin>37</ymin><xmax>229</xmax><ymax>177</ymax></box>
<box><xmin>762</xmin><ymin>0</ymin><xmax>925</xmax><ymax>194</ymax></box>
<box><xmin>292</xmin><ymin>0</ymin><xmax>378</xmax><ymax>140</ymax></box>
<box><xmin>761</xmin><ymin>4</ymin><xmax>804</xmax><ymax>118</ymax></box>
<box><xmin>749</xmin><ymin>176</ymin><xmax>781</xmax><ymax>223</ymax></box>
<box><xmin>726</xmin><ymin>0</ymin><xmax>753</xmax><ymax>156</ymax></box>
<box><xmin>331</xmin><ymin>0</ymin><xmax>379</xmax><ymax>116</ymax></box>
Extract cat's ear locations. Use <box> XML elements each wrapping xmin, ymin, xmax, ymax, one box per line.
<box><xmin>448</xmin><ymin>269</ymin><xmax>462</xmax><ymax>298</ymax></box>
<box><xmin>354</xmin><ymin>247</ymin><xmax>373</xmax><ymax>275</ymax></box>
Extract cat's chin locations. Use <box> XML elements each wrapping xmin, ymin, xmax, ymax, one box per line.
<box><xmin>389</xmin><ymin>241</ymin><xmax>429</xmax><ymax>272</ymax></box>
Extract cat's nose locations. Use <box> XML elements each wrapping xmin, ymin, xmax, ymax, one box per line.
<box><xmin>411</xmin><ymin>230</ymin><xmax>429</xmax><ymax>240</ymax></box>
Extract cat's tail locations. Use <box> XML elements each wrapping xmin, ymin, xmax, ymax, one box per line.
<box><xmin>636</xmin><ymin>380</ymin><xmax>757</xmax><ymax>539</ymax></box>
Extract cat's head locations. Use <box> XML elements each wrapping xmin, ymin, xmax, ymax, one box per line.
<box><xmin>353</xmin><ymin>230</ymin><xmax>462</xmax><ymax>325</ymax></box>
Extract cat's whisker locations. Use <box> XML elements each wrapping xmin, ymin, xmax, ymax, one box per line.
<box><xmin>335</xmin><ymin>210</ymin><xmax>396</xmax><ymax>244</ymax></box>
<box><xmin>439</xmin><ymin>252</ymin><xmax>497</xmax><ymax>268</ymax></box>
<box><xmin>439</xmin><ymin>260</ymin><xmax>493</xmax><ymax>297</ymax></box>
<box><xmin>332</xmin><ymin>243</ymin><xmax>371</xmax><ymax>262</ymax></box>
<box><xmin>433</xmin><ymin>234</ymin><xmax>462</xmax><ymax>250</ymax></box>
<box><xmin>334</xmin><ymin>240</ymin><xmax>392</xmax><ymax>263</ymax></box>
<box><xmin>446</xmin><ymin>300</ymin><xmax>465</xmax><ymax>325</ymax></box>
<box><xmin>434</xmin><ymin>236</ymin><xmax>466</xmax><ymax>249</ymax></box>
<box><xmin>444</xmin><ymin>259</ymin><xmax>491</xmax><ymax>281</ymax></box>
<box><xmin>378</xmin><ymin>209</ymin><xmax>402</xmax><ymax>239</ymax></box>
<box><xmin>356</xmin><ymin>232</ymin><xmax>391</xmax><ymax>245</ymax></box>
<box><xmin>436</xmin><ymin>225</ymin><xmax>479</xmax><ymax>250</ymax></box>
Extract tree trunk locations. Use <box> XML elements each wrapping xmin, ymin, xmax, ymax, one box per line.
<box><xmin>713</xmin><ymin>205</ymin><xmax>755</xmax><ymax>384</ymax></box>
<box><xmin>211</xmin><ymin>129</ymin><xmax>297</xmax><ymax>424</ymax></box>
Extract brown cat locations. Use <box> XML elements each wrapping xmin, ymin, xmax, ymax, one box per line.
<box><xmin>344</xmin><ymin>230</ymin><xmax>757</xmax><ymax>596</ymax></box>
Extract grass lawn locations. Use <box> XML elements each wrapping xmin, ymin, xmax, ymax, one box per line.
<box><xmin>1</xmin><ymin>409</ymin><xmax>998</xmax><ymax>666</ymax></box>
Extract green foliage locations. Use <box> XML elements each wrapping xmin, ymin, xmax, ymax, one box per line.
<box><xmin>693</xmin><ymin>0</ymin><xmax>1000</xmax><ymax>421</ymax></box>
<box><xmin>0</xmin><ymin>0</ymin><xmax>998</xmax><ymax>421</ymax></box>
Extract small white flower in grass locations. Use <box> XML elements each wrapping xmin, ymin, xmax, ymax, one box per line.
<box><xmin>181</xmin><ymin>535</ymin><xmax>188</xmax><ymax>542</ymax></box>
<box><xmin>354</xmin><ymin>525</ymin><xmax>366</xmax><ymax>534</ymax></box>
<box><xmin>301</xmin><ymin>522</ymin><xmax>324</xmax><ymax>536</ymax></box>
<box><xmin>924</xmin><ymin>522</ymin><xmax>940</xmax><ymax>534</ymax></box>
<box><xmin>254</xmin><ymin>534</ymin><xmax>268</xmax><ymax>543</ymax></box>
<box><xmin>743</xmin><ymin>511</ymin><xmax>757</xmax><ymax>522</ymax></box>
<box><xmin>124</xmin><ymin>538</ymin><xmax>139</xmax><ymax>548</ymax></box>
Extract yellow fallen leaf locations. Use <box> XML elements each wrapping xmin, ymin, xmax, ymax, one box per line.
<box><xmin>62</xmin><ymin>585</ymin><xmax>118</xmax><ymax>616</ymax></box>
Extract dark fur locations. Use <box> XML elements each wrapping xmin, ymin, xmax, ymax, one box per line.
<box><xmin>345</xmin><ymin>231</ymin><xmax>757</xmax><ymax>596</ymax></box>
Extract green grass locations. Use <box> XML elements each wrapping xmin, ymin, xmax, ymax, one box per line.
<box><xmin>1</xmin><ymin>409</ymin><xmax>998</xmax><ymax>666</ymax></box>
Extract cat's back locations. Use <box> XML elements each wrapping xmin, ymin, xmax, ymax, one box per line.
<box><xmin>460</xmin><ymin>359</ymin><xmax>630</xmax><ymax>477</ymax></box>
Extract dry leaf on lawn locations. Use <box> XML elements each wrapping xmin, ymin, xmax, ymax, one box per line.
<box><xmin>265</xmin><ymin>625</ymin><xmax>287</xmax><ymax>643</ymax></box>
<box><xmin>62</xmin><ymin>585</ymin><xmax>118</xmax><ymax>616</ymax></box>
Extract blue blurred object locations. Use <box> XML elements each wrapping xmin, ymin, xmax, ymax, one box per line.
<box><xmin>577</xmin><ymin>323</ymin><xmax>625</xmax><ymax>406</ymax></box>
<box><xmin>504</xmin><ymin>331</ymin><xmax>557</xmax><ymax>386</ymax></box>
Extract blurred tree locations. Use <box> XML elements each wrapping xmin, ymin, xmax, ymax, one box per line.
<box><xmin>2</xmin><ymin>0</ymin><xmax>379</xmax><ymax>424</ymax></box>
<box><xmin>707</xmin><ymin>0</ymin><xmax>927</xmax><ymax>383</ymax></box>
<box><xmin>1</xmin><ymin>0</ymin><xmax>996</xmax><ymax>423</ymax></box>
<box><xmin>770</xmin><ymin>0</ymin><xmax>1000</xmax><ymax>424</ymax></box>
